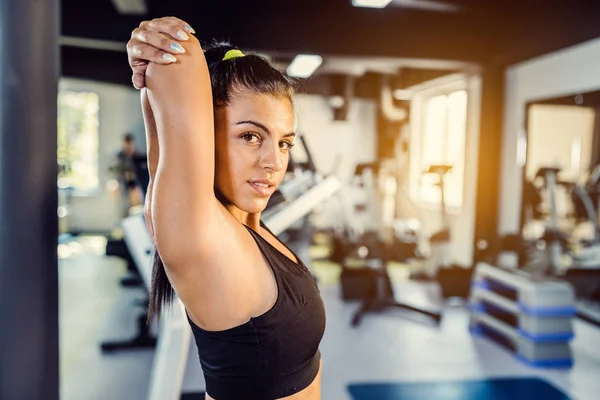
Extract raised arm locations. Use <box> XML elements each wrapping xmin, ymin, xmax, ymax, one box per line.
<box><xmin>144</xmin><ymin>35</ymin><xmax>221</xmax><ymax>266</ymax></box>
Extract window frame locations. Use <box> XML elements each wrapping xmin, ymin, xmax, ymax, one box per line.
<box><xmin>408</xmin><ymin>74</ymin><xmax>469</xmax><ymax>213</ymax></box>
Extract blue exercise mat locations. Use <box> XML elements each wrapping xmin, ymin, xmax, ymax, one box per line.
<box><xmin>348</xmin><ymin>378</ymin><xmax>570</xmax><ymax>400</ymax></box>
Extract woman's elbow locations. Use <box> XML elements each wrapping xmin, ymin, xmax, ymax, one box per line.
<box><xmin>153</xmin><ymin>226</ymin><xmax>198</xmax><ymax>267</ymax></box>
<box><xmin>152</xmin><ymin>231</ymin><xmax>180</xmax><ymax>266</ymax></box>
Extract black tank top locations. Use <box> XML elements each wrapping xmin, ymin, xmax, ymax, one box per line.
<box><xmin>187</xmin><ymin>221</ymin><xmax>326</xmax><ymax>399</ymax></box>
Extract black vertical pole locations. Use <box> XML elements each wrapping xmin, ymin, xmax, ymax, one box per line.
<box><xmin>473</xmin><ymin>62</ymin><xmax>505</xmax><ymax>263</ymax></box>
<box><xmin>0</xmin><ymin>1</ymin><xmax>60</xmax><ymax>399</ymax></box>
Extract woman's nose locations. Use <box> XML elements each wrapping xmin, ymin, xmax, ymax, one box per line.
<box><xmin>260</xmin><ymin>144</ymin><xmax>285</xmax><ymax>171</ymax></box>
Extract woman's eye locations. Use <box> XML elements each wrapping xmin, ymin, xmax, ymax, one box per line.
<box><xmin>280</xmin><ymin>141</ymin><xmax>295</xmax><ymax>150</ymax></box>
<box><xmin>242</xmin><ymin>133</ymin><xmax>260</xmax><ymax>143</ymax></box>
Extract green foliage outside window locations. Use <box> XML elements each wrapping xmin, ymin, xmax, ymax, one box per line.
<box><xmin>57</xmin><ymin>91</ymin><xmax>99</xmax><ymax>191</ymax></box>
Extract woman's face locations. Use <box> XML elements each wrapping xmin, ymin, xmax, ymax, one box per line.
<box><xmin>214</xmin><ymin>91</ymin><xmax>296</xmax><ymax>214</ymax></box>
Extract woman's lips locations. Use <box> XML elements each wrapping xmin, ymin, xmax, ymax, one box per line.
<box><xmin>248</xmin><ymin>181</ymin><xmax>275</xmax><ymax>197</ymax></box>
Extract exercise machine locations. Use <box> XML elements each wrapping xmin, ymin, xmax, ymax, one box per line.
<box><xmin>414</xmin><ymin>164</ymin><xmax>476</xmax><ymax>299</ymax></box>
<box><xmin>500</xmin><ymin>166</ymin><xmax>600</xmax><ymax>328</ymax></box>
<box><xmin>104</xmin><ymin>154</ymin><xmax>151</xmax><ymax>289</ymax></box>
<box><xmin>418</xmin><ymin>164</ymin><xmax>453</xmax><ymax>279</ymax></box>
<box><xmin>347</xmin><ymin>231</ymin><xmax>442</xmax><ymax>327</ymax></box>
<box><xmin>332</xmin><ymin>162</ymin><xmax>421</xmax><ymax>264</ymax></box>
<box><xmin>100</xmin><ymin>216</ymin><xmax>157</xmax><ymax>354</ymax></box>
<box><xmin>335</xmin><ymin>162</ymin><xmax>441</xmax><ymax>326</ymax></box>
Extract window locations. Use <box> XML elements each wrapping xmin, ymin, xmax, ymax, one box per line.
<box><xmin>57</xmin><ymin>91</ymin><xmax>100</xmax><ymax>192</ymax></box>
<box><xmin>526</xmin><ymin>104</ymin><xmax>595</xmax><ymax>183</ymax></box>
<box><xmin>411</xmin><ymin>89</ymin><xmax>468</xmax><ymax>209</ymax></box>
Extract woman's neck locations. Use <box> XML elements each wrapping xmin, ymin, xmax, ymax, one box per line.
<box><xmin>224</xmin><ymin>204</ymin><xmax>261</xmax><ymax>231</ymax></box>
<box><xmin>215</xmin><ymin>189</ymin><xmax>261</xmax><ymax>230</ymax></box>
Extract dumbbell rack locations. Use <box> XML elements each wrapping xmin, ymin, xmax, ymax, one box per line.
<box><xmin>469</xmin><ymin>263</ymin><xmax>576</xmax><ymax>368</ymax></box>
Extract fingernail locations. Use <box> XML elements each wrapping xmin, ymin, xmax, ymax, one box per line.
<box><xmin>183</xmin><ymin>24</ymin><xmax>195</xmax><ymax>34</ymax></box>
<box><xmin>163</xmin><ymin>53</ymin><xmax>177</xmax><ymax>63</ymax></box>
<box><xmin>170</xmin><ymin>42</ymin><xmax>185</xmax><ymax>53</ymax></box>
<box><xmin>176</xmin><ymin>30</ymin><xmax>189</xmax><ymax>40</ymax></box>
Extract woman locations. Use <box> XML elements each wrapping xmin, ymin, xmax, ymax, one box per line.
<box><xmin>126</xmin><ymin>17</ymin><xmax>326</xmax><ymax>400</ymax></box>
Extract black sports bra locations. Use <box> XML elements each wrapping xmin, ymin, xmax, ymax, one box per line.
<box><xmin>186</xmin><ymin>221</ymin><xmax>326</xmax><ymax>399</ymax></box>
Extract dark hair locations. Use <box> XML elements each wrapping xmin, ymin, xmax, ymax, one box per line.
<box><xmin>124</xmin><ymin>133</ymin><xmax>135</xmax><ymax>142</ymax></box>
<box><xmin>203</xmin><ymin>40</ymin><xmax>299</xmax><ymax>107</ymax></box>
<box><xmin>147</xmin><ymin>41</ymin><xmax>299</xmax><ymax>322</ymax></box>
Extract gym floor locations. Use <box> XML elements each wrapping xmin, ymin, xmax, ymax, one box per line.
<box><xmin>59</xmin><ymin>236</ymin><xmax>600</xmax><ymax>400</ymax></box>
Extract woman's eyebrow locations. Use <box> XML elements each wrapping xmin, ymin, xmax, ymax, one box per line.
<box><xmin>236</xmin><ymin>120</ymin><xmax>296</xmax><ymax>138</ymax></box>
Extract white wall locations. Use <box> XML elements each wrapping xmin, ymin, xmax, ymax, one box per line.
<box><xmin>294</xmin><ymin>95</ymin><xmax>377</xmax><ymax>182</ymax></box>
<box><xmin>500</xmin><ymin>37</ymin><xmax>600</xmax><ymax>235</ymax></box>
<box><xmin>293</xmin><ymin>95</ymin><xmax>378</xmax><ymax>230</ymax></box>
<box><xmin>60</xmin><ymin>78</ymin><xmax>145</xmax><ymax>233</ymax></box>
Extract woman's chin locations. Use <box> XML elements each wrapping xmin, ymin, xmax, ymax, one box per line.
<box><xmin>239</xmin><ymin>197</ymin><xmax>270</xmax><ymax>214</ymax></box>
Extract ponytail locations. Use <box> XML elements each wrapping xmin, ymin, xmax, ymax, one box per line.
<box><xmin>147</xmin><ymin>247</ymin><xmax>174</xmax><ymax>322</ymax></box>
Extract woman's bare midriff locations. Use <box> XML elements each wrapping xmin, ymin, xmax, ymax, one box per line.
<box><xmin>205</xmin><ymin>360</ymin><xmax>322</xmax><ymax>400</ymax></box>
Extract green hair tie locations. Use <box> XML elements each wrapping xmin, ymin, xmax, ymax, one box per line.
<box><xmin>222</xmin><ymin>49</ymin><xmax>245</xmax><ymax>61</ymax></box>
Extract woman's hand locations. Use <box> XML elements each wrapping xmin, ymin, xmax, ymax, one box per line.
<box><xmin>144</xmin><ymin>31</ymin><xmax>208</xmax><ymax>115</ymax></box>
<box><xmin>127</xmin><ymin>17</ymin><xmax>195</xmax><ymax>89</ymax></box>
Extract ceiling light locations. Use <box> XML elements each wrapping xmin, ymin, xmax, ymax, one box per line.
<box><xmin>287</xmin><ymin>55</ymin><xmax>323</xmax><ymax>78</ymax></box>
<box><xmin>395</xmin><ymin>0</ymin><xmax>460</xmax><ymax>13</ymax></box>
<box><xmin>328</xmin><ymin>96</ymin><xmax>346</xmax><ymax>108</ymax></box>
<box><xmin>111</xmin><ymin>0</ymin><xmax>147</xmax><ymax>15</ymax></box>
<box><xmin>352</xmin><ymin>0</ymin><xmax>393</xmax><ymax>8</ymax></box>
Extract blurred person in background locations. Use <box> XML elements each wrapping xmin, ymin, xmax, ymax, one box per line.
<box><xmin>110</xmin><ymin>133</ymin><xmax>145</xmax><ymax>215</ymax></box>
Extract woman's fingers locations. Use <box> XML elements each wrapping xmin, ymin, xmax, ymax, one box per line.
<box><xmin>127</xmin><ymin>16</ymin><xmax>195</xmax><ymax>89</ymax></box>
<box><xmin>132</xmin><ymin>72</ymin><xmax>145</xmax><ymax>90</ymax></box>
<box><xmin>158</xmin><ymin>16</ymin><xmax>195</xmax><ymax>34</ymax></box>
<box><xmin>128</xmin><ymin>39</ymin><xmax>179</xmax><ymax>66</ymax></box>
<box><xmin>131</xmin><ymin>28</ymin><xmax>187</xmax><ymax>57</ymax></box>
<box><xmin>140</xmin><ymin>17</ymin><xmax>194</xmax><ymax>41</ymax></box>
